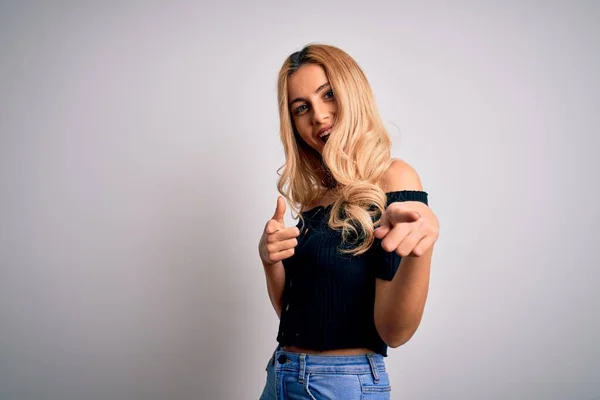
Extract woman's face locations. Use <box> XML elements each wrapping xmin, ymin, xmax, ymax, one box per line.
<box><xmin>287</xmin><ymin>64</ymin><xmax>337</xmax><ymax>153</ymax></box>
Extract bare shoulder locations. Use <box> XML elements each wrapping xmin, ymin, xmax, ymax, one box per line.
<box><xmin>378</xmin><ymin>158</ymin><xmax>424</xmax><ymax>192</ymax></box>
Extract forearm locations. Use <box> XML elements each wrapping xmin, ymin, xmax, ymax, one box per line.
<box><xmin>263</xmin><ymin>260</ymin><xmax>286</xmax><ymax>318</ymax></box>
<box><xmin>375</xmin><ymin>248</ymin><xmax>433</xmax><ymax>347</ymax></box>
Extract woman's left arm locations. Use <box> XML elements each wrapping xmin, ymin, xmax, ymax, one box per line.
<box><xmin>373</xmin><ymin>160</ymin><xmax>440</xmax><ymax>348</ymax></box>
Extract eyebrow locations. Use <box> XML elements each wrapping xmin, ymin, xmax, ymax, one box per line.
<box><xmin>289</xmin><ymin>82</ymin><xmax>331</xmax><ymax>107</ymax></box>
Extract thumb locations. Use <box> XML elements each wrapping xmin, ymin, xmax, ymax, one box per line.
<box><xmin>272</xmin><ymin>196</ymin><xmax>286</xmax><ymax>224</ymax></box>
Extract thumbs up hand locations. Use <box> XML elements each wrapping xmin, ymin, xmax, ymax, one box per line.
<box><xmin>374</xmin><ymin>201</ymin><xmax>439</xmax><ymax>257</ymax></box>
<box><xmin>258</xmin><ymin>196</ymin><xmax>301</xmax><ymax>266</ymax></box>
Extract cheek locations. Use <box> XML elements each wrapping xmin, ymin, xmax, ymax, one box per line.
<box><xmin>293</xmin><ymin>116</ymin><xmax>311</xmax><ymax>137</ymax></box>
<box><xmin>330</xmin><ymin>102</ymin><xmax>338</xmax><ymax>115</ymax></box>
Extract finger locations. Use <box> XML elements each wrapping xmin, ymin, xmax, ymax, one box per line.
<box><xmin>268</xmin><ymin>226</ymin><xmax>300</xmax><ymax>242</ymax></box>
<box><xmin>374</xmin><ymin>212</ymin><xmax>391</xmax><ymax>238</ymax></box>
<box><xmin>375</xmin><ymin>205</ymin><xmax>420</xmax><ymax>238</ymax></box>
<box><xmin>386</xmin><ymin>202</ymin><xmax>421</xmax><ymax>225</ymax></box>
<box><xmin>272</xmin><ymin>196</ymin><xmax>286</xmax><ymax>224</ymax></box>
<box><xmin>396</xmin><ymin>227</ymin><xmax>425</xmax><ymax>257</ymax></box>
<box><xmin>267</xmin><ymin>248</ymin><xmax>295</xmax><ymax>263</ymax></box>
<box><xmin>267</xmin><ymin>237</ymin><xmax>298</xmax><ymax>254</ymax></box>
<box><xmin>374</xmin><ymin>223</ymin><xmax>390</xmax><ymax>239</ymax></box>
<box><xmin>411</xmin><ymin>235</ymin><xmax>436</xmax><ymax>257</ymax></box>
<box><xmin>380</xmin><ymin>222</ymin><xmax>413</xmax><ymax>253</ymax></box>
<box><xmin>265</xmin><ymin>219</ymin><xmax>282</xmax><ymax>235</ymax></box>
<box><xmin>388</xmin><ymin>210</ymin><xmax>421</xmax><ymax>226</ymax></box>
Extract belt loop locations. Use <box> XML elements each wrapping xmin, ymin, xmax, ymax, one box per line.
<box><xmin>366</xmin><ymin>353</ymin><xmax>380</xmax><ymax>383</ymax></box>
<box><xmin>271</xmin><ymin>345</ymin><xmax>279</xmax><ymax>366</ymax></box>
<box><xmin>298</xmin><ymin>353</ymin><xmax>307</xmax><ymax>383</ymax></box>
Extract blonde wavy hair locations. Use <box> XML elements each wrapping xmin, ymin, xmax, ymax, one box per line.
<box><xmin>276</xmin><ymin>44</ymin><xmax>394</xmax><ymax>256</ymax></box>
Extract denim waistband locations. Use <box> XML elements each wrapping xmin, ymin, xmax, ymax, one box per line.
<box><xmin>269</xmin><ymin>345</ymin><xmax>386</xmax><ymax>384</ymax></box>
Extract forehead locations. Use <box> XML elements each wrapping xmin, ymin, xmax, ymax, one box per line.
<box><xmin>288</xmin><ymin>64</ymin><xmax>328</xmax><ymax>98</ymax></box>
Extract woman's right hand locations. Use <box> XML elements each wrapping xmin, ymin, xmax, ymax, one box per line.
<box><xmin>259</xmin><ymin>196</ymin><xmax>300</xmax><ymax>266</ymax></box>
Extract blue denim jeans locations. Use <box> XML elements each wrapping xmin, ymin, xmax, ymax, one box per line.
<box><xmin>259</xmin><ymin>346</ymin><xmax>392</xmax><ymax>399</ymax></box>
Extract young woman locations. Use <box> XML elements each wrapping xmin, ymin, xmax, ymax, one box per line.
<box><xmin>258</xmin><ymin>44</ymin><xmax>440</xmax><ymax>399</ymax></box>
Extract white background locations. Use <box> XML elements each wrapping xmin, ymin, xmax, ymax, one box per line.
<box><xmin>1</xmin><ymin>1</ymin><xmax>598</xmax><ymax>399</ymax></box>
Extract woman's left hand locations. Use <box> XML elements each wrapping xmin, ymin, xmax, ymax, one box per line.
<box><xmin>373</xmin><ymin>201</ymin><xmax>439</xmax><ymax>257</ymax></box>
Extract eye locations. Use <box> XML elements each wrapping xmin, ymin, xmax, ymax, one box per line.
<box><xmin>294</xmin><ymin>104</ymin><xmax>308</xmax><ymax>115</ymax></box>
<box><xmin>325</xmin><ymin>89</ymin><xmax>334</xmax><ymax>99</ymax></box>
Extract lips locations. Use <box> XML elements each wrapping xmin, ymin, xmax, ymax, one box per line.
<box><xmin>317</xmin><ymin>125</ymin><xmax>333</xmax><ymax>143</ymax></box>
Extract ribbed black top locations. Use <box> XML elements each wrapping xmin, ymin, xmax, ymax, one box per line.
<box><xmin>276</xmin><ymin>190</ymin><xmax>429</xmax><ymax>356</ymax></box>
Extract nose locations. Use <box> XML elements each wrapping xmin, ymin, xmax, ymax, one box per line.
<box><xmin>312</xmin><ymin>103</ymin><xmax>330</xmax><ymax>125</ymax></box>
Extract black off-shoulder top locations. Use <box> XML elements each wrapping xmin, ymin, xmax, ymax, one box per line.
<box><xmin>276</xmin><ymin>190</ymin><xmax>429</xmax><ymax>356</ymax></box>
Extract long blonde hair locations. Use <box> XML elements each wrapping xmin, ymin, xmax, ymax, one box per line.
<box><xmin>276</xmin><ymin>44</ymin><xmax>393</xmax><ymax>256</ymax></box>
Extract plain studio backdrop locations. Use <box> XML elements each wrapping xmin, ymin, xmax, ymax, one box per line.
<box><xmin>1</xmin><ymin>1</ymin><xmax>598</xmax><ymax>399</ymax></box>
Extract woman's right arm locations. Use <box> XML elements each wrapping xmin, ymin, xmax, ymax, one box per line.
<box><xmin>258</xmin><ymin>196</ymin><xmax>299</xmax><ymax>318</ymax></box>
<box><xmin>262</xmin><ymin>260</ymin><xmax>285</xmax><ymax>318</ymax></box>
